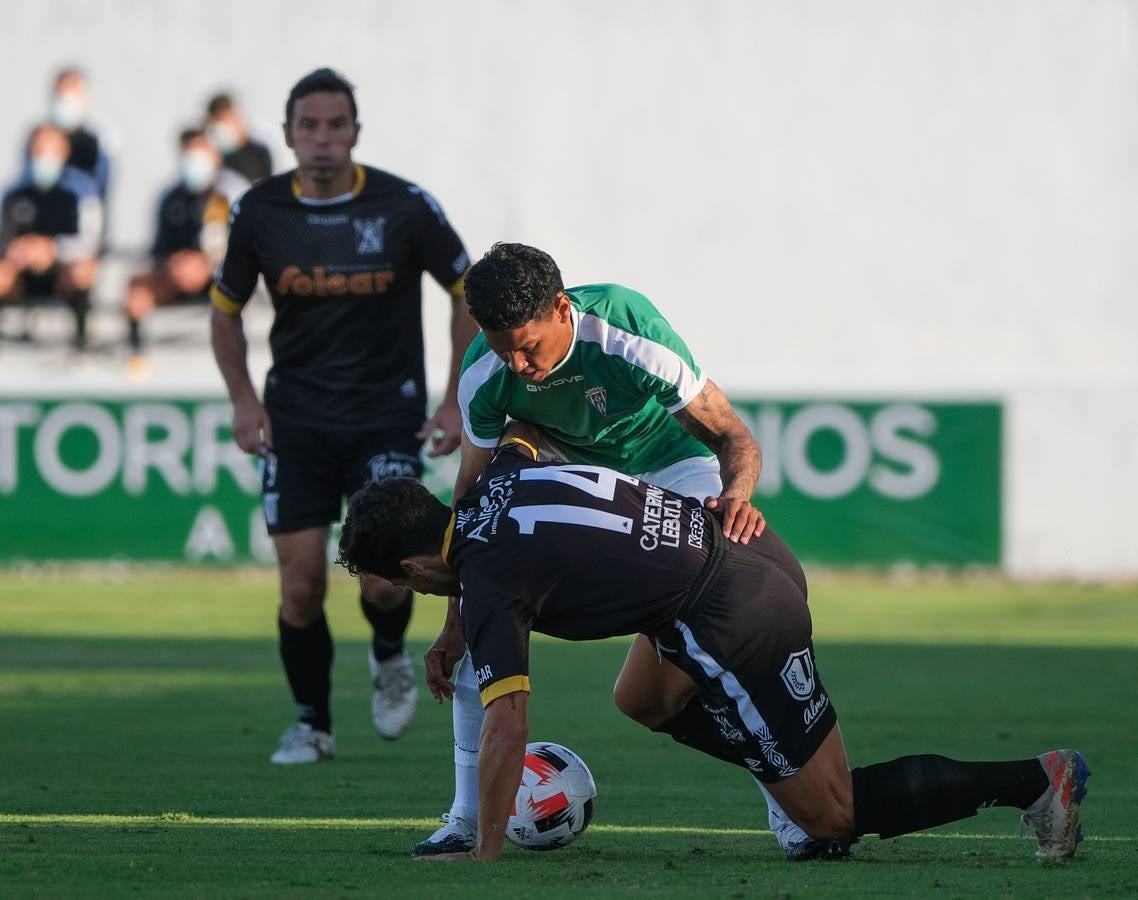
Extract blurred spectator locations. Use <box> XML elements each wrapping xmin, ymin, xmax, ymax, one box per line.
<box><xmin>205</xmin><ymin>92</ymin><xmax>273</xmax><ymax>184</ymax></box>
<box><xmin>124</xmin><ymin>128</ymin><xmax>248</xmax><ymax>364</ymax></box>
<box><xmin>0</xmin><ymin>124</ymin><xmax>103</xmax><ymax>349</ymax></box>
<box><xmin>48</xmin><ymin>68</ymin><xmax>111</xmax><ymax>201</ymax></box>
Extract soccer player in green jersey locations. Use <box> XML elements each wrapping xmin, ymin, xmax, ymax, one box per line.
<box><xmin>413</xmin><ymin>242</ymin><xmax>820</xmax><ymax>859</ymax></box>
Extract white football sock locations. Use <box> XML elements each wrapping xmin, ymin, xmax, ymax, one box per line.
<box><xmin>756</xmin><ymin>779</ymin><xmax>812</xmax><ymax>848</ymax></box>
<box><xmin>450</xmin><ymin>650</ymin><xmax>484</xmax><ymax>818</ymax></box>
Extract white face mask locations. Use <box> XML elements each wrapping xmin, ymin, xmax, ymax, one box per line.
<box><xmin>30</xmin><ymin>153</ymin><xmax>65</xmax><ymax>190</ymax></box>
<box><xmin>50</xmin><ymin>93</ymin><xmax>87</xmax><ymax>131</ymax></box>
<box><xmin>180</xmin><ymin>149</ymin><xmax>218</xmax><ymax>192</ymax></box>
<box><xmin>207</xmin><ymin>121</ymin><xmax>241</xmax><ymax>155</ymax></box>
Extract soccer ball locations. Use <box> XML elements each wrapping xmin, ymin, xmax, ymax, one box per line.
<box><xmin>506</xmin><ymin>741</ymin><xmax>597</xmax><ymax>851</ymax></box>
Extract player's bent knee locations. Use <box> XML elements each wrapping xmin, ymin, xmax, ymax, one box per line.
<box><xmin>611</xmin><ymin>679</ymin><xmax>672</xmax><ymax>729</ymax></box>
<box><xmin>360</xmin><ymin>572</ymin><xmax>409</xmax><ymax>610</ymax></box>
<box><xmin>279</xmin><ymin>573</ymin><xmax>328</xmax><ymax>625</ymax></box>
<box><xmin>611</xmin><ymin>680</ymin><xmax>649</xmax><ymax>722</ymax></box>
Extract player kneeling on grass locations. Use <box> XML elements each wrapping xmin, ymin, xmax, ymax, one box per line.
<box><xmin>335</xmin><ymin>440</ymin><xmax>1090</xmax><ymax>864</ymax></box>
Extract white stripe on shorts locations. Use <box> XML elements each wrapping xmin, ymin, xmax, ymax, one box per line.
<box><xmin>674</xmin><ymin>619</ymin><xmax>797</xmax><ymax>777</ymax></box>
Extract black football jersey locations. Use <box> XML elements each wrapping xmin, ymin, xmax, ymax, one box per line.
<box><xmin>211</xmin><ymin>164</ymin><xmax>469</xmax><ymax>432</ymax></box>
<box><xmin>447</xmin><ymin>444</ymin><xmax>724</xmax><ymax>705</ymax></box>
<box><xmin>152</xmin><ymin>184</ymin><xmax>230</xmax><ymax>258</ymax></box>
<box><xmin>1</xmin><ymin>184</ymin><xmax>79</xmax><ymax>241</ymax></box>
<box><xmin>66</xmin><ymin>129</ymin><xmax>101</xmax><ymax>181</ymax></box>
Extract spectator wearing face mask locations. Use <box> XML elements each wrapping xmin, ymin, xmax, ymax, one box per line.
<box><xmin>48</xmin><ymin>68</ymin><xmax>111</xmax><ymax>201</ymax></box>
<box><xmin>1</xmin><ymin>124</ymin><xmax>103</xmax><ymax>348</ymax></box>
<box><xmin>123</xmin><ymin>128</ymin><xmax>249</xmax><ymax>366</ymax></box>
<box><xmin>205</xmin><ymin>92</ymin><xmax>273</xmax><ymax>185</ymax></box>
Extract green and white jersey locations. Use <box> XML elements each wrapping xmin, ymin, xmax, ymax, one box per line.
<box><xmin>458</xmin><ymin>283</ymin><xmax>712</xmax><ymax>473</ymax></box>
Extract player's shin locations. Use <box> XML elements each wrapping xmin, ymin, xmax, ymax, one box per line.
<box><xmin>278</xmin><ymin>612</ymin><xmax>333</xmax><ymax>732</ymax></box>
<box><xmin>452</xmin><ymin>654</ymin><xmax>484</xmax><ymax>817</ymax></box>
<box><xmin>851</xmin><ymin>755</ymin><xmax>1050</xmax><ymax>838</ymax></box>
<box><xmin>359</xmin><ymin>588</ymin><xmax>412</xmax><ymax>660</ymax></box>
<box><xmin>654</xmin><ymin>696</ymin><xmax>821</xmax><ymax>857</ymax></box>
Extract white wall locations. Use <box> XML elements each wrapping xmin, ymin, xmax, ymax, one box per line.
<box><xmin>2</xmin><ymin>0</ymin><xmax>1135</xmax><ymax>577</ymax></box>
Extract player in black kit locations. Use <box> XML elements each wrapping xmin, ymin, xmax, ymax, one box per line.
<box><xmin>210</xmin><ymin>68</ymin><xmax>479</xmax><ymax>764</ymax></box>
<box><xmin>336</xmin><ymin>437</ymin><xmax>1090</xmax><ymax>864</ymax></box>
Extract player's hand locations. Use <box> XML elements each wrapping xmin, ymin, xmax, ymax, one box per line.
<box><xmin>424</xmin><ymin>613</ymin><xmax>466</xmax><ymax>703</ymax></box>
<box><xmin>705</xmin><ymin>496</ymin><xmax>765</xmax><ymax>544</ymax></box>
<box><xmin>232</xmin><ymin>397</ymin><xmax>272</xmax><ymax>457</ymax></box>
<box><xmin>417</xmin><ymin>399</ymin><xmax>463</xmax><ymax>458</ymax></box>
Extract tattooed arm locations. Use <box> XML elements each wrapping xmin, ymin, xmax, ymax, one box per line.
<box><xmin>673</xmin><ymin>378</ymin><xmax>765</xmax><ymax>543</ymax></box>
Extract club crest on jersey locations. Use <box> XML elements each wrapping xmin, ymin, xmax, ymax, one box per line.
<box><xmin>9</xmin><ymin>198</ymin><xmax>36</xmax><ymax>226</ymax></box>
<box><xmin>779</xmin><ymin>649</ymin><xmax>816</xmax><ymax>700</ymax></box>
<box><xmin>353</xmin><ymin>216</ymin><xmax>385</xmax><ymax>254</ymax></box>
<box><xmin>585</xmin><ymin>386</ymin><xmax>607</xmax><ymax>415</ymax></box>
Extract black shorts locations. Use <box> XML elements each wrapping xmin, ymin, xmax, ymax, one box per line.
<box><xmin>260</xmin><ymin>418</ymin><xmax>424</xmax><ymax>535</ymax></box>
<box><xmin>656</xmin><ymin>528</ymin><xmax>836</xmax><ymax>783</ymax></box>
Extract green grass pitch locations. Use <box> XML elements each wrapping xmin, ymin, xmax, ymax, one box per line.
<box><xmin>1</xmin><ymin>569</ymin><xmax>1135</xmax><ymax>897</ymax></box>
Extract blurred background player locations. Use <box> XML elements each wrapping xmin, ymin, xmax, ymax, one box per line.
<box><xmin>1</xmin><ymin>124</ymin><xmax>102</xmax><ymax>348</ymax></box>
<box><xmin>209</xmin><ymin>68</ymin><xmax>478</xmax><ymax>764</ymax></box>
<box><xmin>205</xmin><ymin>92</ymin><xmax>273</xmax><ymax>185</ymax></box>
<box><xmin>47</xmin><ymin>68</ymin><xmax>111</xmax><ymax>202</ymax></box>
<box><xmin>124</xmin><ymin>128</ymin><xmax>248</xmax><ymax>368</ymax></box>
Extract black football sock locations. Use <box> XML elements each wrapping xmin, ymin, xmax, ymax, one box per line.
<box><xmin>360</xmin><ymin>589</ymin><xmax>413</xmax><ymax>662</ymax></box>
<box><xmin>278</xmin><ymin>613</ymin><xmax>334</xmax><ymax>733</ymax></box>
<box><xmin>70</xmin><ymin>292</ymin><xmax>89</xmax><ymax>349</ymax></box>
<box><xmin>653</xmin><ymin>696</ymin><xmax>747</xmax><ymax>768</ymax></box>
<box><xmin>127</xmin><ymin>318</ymin><xmax>141</xmax><ymax>352</ymax></box>
<box><xmin>852</xmin><ymin>755</ymin><xmax>1049</xmax><ymax>839</ymax></box>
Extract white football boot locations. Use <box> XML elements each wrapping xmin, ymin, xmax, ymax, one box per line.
<box><xmin>1021</xmin><ymin>749</ymin><xmax>1091</xmax><ymax>865</ymax></box>
<box><xmin>368</xmin><ymin>648</ymin><xmax>418</xmax><ymax>740</ymax></box>
<box><xmin>269</xmin><ymin>722</ymin><xmax>335</xmax><ymax>765</ymax></box>
<box><xmin>409</xmin><ymin>809</ymin><xmax>477</xmax><ymax>858</ymax></box>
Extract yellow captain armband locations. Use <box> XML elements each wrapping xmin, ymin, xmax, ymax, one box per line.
<box><xmin>441</xmin><ymin>511</ymin><xmax>457</xmax><ymax>563</ymax></box>
<box><xmin>480</xmin><ymin>675</ymin><xmax>531</xmax><ymax>708</ymax></box>
<box><xmin>210</xmin><ymin>285</ymin><xmax>242</xmax><ymax>315</ymax></box>
<box><xmin>498</xmin><ymin>437</ymin><xmax>539</xmax><ymax>461</ymax></box>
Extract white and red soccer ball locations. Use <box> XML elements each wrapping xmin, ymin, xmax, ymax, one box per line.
<box><xmin>506</xmin><ymin>741</ymin><xmax>597</xmax><ymax>851</ymax></box>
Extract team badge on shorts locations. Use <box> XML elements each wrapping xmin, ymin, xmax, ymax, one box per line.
<box><xmin>779</xmin><ymin>649</ymin><xmax>816</xmax><ymax>700</ymax></box>
<box><xmin>368</xmin><ymin>452</ymin><xmax>420</xmax><ymax>481</ymax></box>
<box><xmin>585</xmin><ymin>386</ymin><xmax>607</xmax><ymax>415</ymax></box>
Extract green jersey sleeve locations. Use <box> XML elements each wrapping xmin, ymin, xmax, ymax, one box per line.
<box><xmin>458</xmin><ymin>336</ymin><xmax>510</xmax><ymax>448</ymax></box>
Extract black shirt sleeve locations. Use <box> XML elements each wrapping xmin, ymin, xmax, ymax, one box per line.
<box><xmin>408</xmin><ymin>184</ymin><xmax>469</xmax><ymax>290</ymax></box>
<box><xmin>460</xmin><ymin>569</ymin><xmax>533</xmax><ymax>708</ymax></box>
<box><xmin>211</xmin><ymin>192</ymin><xmax>260</xmax><ymax>311</ymax></box>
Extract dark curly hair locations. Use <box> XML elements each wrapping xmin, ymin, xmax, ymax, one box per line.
<box><xmin>464</xmin><ymin>242</ymin><xmax>564</xmax><ymax>331</ymax></box>
<box><xmin>285</xmin><ymin>68</ymin><xmax>358</xmax><ymax>127</ymax></box>
<box><xmin>336</xmin><ymin>478</ymin><xmax>451</xmax><ymax>579</ymax></box>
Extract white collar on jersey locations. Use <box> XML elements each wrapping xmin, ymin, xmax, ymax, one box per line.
<box><xmin>545</xmin><ymin>301</ymin><xmax>580</xmax><ymax>377</ymax></box>
<box><xmin>297</xmin><ymin>190</ymin><xmax>354</xmax><ymax>207</ymax></box>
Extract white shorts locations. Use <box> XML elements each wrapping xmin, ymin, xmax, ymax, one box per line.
<box><xmin>524</xmin><ymin>425</ymin><xmax>721</xmax><ymax>502</ymax></box>
<box><xmin>636</xmin><ymin>455</ymin><xmax>722</xmax><ymax>501</ymax></box>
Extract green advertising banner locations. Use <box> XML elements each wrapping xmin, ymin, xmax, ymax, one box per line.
<box><xmin>732</xmin><ymin>400</ymin><xmax>1001</xmax><ymax>566</ymax></box>
<box><xmin>0</xmin><ymin>397</ymin><xmax>1000</xmax><ymax>566</ymax></box>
